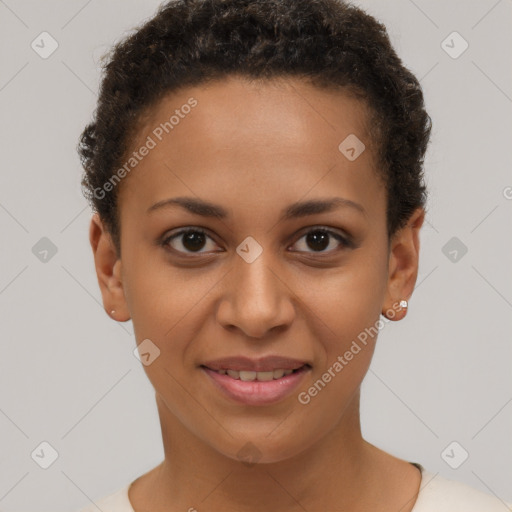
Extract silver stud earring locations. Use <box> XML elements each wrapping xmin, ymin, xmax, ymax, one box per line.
<box><xmin>399</xmin><ymin>299</ymin><xmax>408</xmax><ymax>309</ymax></box>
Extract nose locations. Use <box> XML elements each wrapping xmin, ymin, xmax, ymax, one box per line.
<box><xmin>216</xmin><ymin>252</ymin><xmax>295</xmax><ymax>339</ymax></box>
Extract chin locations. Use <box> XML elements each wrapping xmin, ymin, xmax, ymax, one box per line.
<box><xmin>210</xmin><ymin>430</ymin><xmax>310</xmax><ymax>465</ymax></box>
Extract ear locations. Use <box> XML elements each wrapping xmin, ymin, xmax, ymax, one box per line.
<box><xmin>89</xmin><ymin>213</ymin><xmax>130</xmax><ymax>321</ymax></box>
<box><xmin>381</xmin><ymin>207</ymin><xmax>425</xmax><ymax>321</ymax></box>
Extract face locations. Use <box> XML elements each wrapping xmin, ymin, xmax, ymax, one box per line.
<box><xmin>90</xmin><ymin>75</ymin><xmax>424</xmax><ymax>464</ymax></box>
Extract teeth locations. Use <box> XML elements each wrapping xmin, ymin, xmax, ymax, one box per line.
<box><xmin>239</xmin><ymin>370</ymin><xmax>257</xmax><ymax>381</ymax></box>
<box><xmin>215</xmin><ymin>368</ymin><xmax>300</xmax><ymax>381</ymax></box>
<box><xmin>259</xmin><ymin>371</ymin><xmax>278</xmax><ymax>381</ymax></box>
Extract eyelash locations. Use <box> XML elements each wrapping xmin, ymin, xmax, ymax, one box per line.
<box><xmin>160</xmin><ymin>226</ymin><xmax>353</xmax><ymax>257</ymax></box>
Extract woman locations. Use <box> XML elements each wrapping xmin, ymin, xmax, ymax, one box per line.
<box><xmin>76</xmin><ymin>0</ymin><xmax>511</xmax><ymax>510</ymax></box>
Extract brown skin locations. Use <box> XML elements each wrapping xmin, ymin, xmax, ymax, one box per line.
<box><xmin>89</xmin><ymin>75</ymin><xmax>425</xmax><ymax>512</ymax></box>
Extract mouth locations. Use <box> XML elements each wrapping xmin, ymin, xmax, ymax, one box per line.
<box><xmin>200</xmin><ymin>363</ymin><xmax>312</xmax><ymax>406</ymax></box>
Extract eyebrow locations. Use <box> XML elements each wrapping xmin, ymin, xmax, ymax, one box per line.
<box><xmin>146</xmin><ymin>196</ymin><xmax>367</xmax><ymax>220</ymax></box>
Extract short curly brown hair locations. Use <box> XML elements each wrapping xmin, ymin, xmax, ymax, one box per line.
<box><xmin>78</xmin><ymin>0</ymin><xmax>431</xmax><ymax>257</ymax></box>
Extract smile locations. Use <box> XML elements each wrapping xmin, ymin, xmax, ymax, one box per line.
<box><xmin>201</xmin><ymin>364</ymin><xmax>311</xmax><ymax>405</ymax></box>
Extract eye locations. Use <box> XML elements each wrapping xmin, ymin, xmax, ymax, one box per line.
<box><xmin>161</xmin><ymin>226</ymin><xmax>352</xmax><ymax>257</ymax></box>
<box><xmin>290</xmin><ymin>227</ymin><xmax>351</xmax><ymax>254</ymax></box>
<box><xmin>161</xmin><ymin>228</ymin><xmax>219</xmax><ymax>255</ymax></box>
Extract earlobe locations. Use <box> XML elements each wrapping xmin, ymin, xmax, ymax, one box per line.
<box><xmin>89</xmin><ymin>213</ymin><xmax>131</xmax><ymax>321</ymax></box>
<box><xmin>381</xmin><ymin>207</ymin><xmax>425</xmax><ymax>321</ymax></box>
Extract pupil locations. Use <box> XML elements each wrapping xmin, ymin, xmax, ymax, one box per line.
<box><xmin>306</xmin><ymin>230</ymin><xmax>329</xmax><ymax>251</ymax></box>
<box><xmin>183</xmin><ymin>231</ymin><xmax>206</xmax><ymax>251</ymax></box>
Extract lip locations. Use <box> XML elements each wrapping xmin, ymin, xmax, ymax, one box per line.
<box><xmin>201</xmin><ymin>364</ymin><xmax>311</xmax><ymax>406</ymax></box>
<box><xmin>201</xmin><ymin>355</ymin><xmax>310</xmax><ymax>372</ymax></box>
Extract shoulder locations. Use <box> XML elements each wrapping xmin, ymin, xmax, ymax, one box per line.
<box><xmin>73</xmin><ymin>482</ymin><xmax>134</xmax><ymax>512</ymax></box>
<box><xmin>412</xmin><ymin>466</ymin><xmax>512</xmax><ymax>512</ymax></box>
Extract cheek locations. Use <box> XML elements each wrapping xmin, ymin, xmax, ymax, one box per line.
<box><xmin>124</xmin><ymin>255</ymin><xmax>217</xmax><ymax>341</ymax></box>
<box><xmin>293</xmin><ymin>254</ymin><xmax>386</xmax><ymax>400</ymax></box>
<box><xmin>125</xmin><ymin>262</ymin><xmax>222</xmax><ymax>399</ymax></box>
<box><xmin>299</xmin><ymin>257</ymin><xmax>386</xmax><ymax>340</ymax></box>
<box><xmin>297</xmin><ymin>274</ymin><xmax>383</xmax><ymax>415</ymax></box>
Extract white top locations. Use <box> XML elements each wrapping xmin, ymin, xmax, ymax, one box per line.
<box><xmin>75</xmin><ymin>463</ymin><xmax>512</xmax><ymax>512</ymax></box>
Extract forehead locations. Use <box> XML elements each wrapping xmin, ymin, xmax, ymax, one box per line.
<box><xmin>118</xmin><ymin>75</ymin><xmax>385</xmax><ymax>224</ymax></box>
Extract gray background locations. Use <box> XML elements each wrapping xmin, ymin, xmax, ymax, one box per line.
<box><xmin>0</xmin><ymin>0</ymin><xmax>511</xmax><ymax>510</ymax></box>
